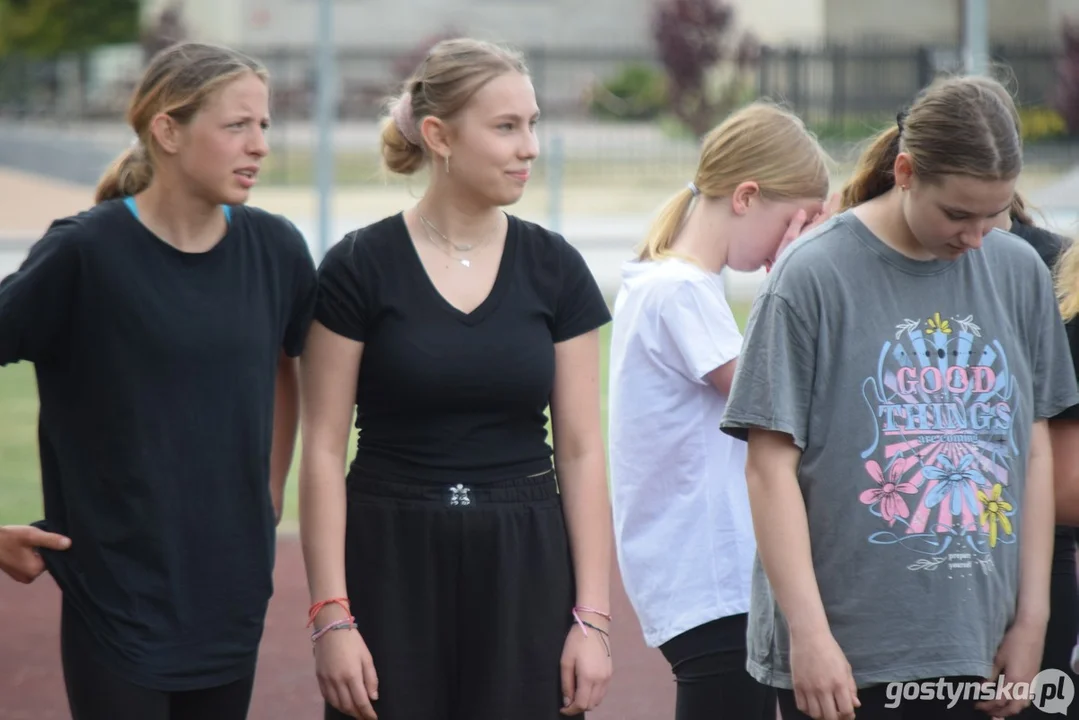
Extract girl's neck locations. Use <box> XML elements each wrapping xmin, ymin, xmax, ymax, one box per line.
<box><xmin>667</xmin><ymin>201</ymin><xmax>729</xmax><ymax>274</ymax></box>
<box><xmin>415</xmin><ymin>182</ymin><xmax>505</xmax><ymax>243</ymax></box>
<box><xmin>855</xmin><ymin>188</ymin><xmax>934</xmax><ymax>261</ymax></box>
<box><xmin>135</xmin><ymin>177</ymin><xmax>229</xmax><ymax>253</ymax></box>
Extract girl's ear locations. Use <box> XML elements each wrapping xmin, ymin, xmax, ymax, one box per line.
<box><xmin>731</xmin><ymin>181</ymin><xmax>761</xmax><ymax>216</ymax></box>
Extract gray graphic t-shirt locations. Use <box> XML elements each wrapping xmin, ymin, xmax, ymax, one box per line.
<box><xmin>720</xmin><ymin>210</ymin><xmax>1079</xmax><ymax>689</ymax></box>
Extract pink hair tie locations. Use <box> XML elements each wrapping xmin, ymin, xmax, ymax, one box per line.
<box><xmin>392</xmin><ymin>92</ymin><xmax>422</xmax><ymax>147</ymax></box>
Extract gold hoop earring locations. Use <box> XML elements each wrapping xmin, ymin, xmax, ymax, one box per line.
<box><xmin>444</xmin><ymin>154</ymin><xmax>450</xmax><ymax>175</ymax></box>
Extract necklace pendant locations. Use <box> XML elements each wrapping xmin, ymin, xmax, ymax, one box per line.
<box><xmin>460</xmin><ymin>258</ymin><xmax>471</xmax><ymax>268</ymax></box>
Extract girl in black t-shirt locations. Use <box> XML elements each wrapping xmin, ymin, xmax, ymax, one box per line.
<box><xmin>0</xmin><ymin>42</ymin><xmax>317</xmax><ymax>720</ymax></box>
<box><xmin>1021</xmin><ymin>199</ymin><xmax>1079</xmax><ymax>718</ymax></box>
<box><xmin>298</xmin><ymin>37</ymin><xmax>613</xmax><ymax>720</ymax></box>
<box><xmin>991</xmin><ymin>193</ymin><xmax>1079</xmax><ymax>718</ymax></box>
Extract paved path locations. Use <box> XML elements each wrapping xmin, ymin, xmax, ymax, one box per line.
<box><xmin>0</xmin><ymin>536</ymin><xmax>675</xmax><ymax>720</ymax></box>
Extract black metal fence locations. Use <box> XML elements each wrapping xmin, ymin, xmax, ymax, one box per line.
<box><xmin>757</xmin><ymin>42</ymin><xmax>1059</xmax><ymax>128</ymax></box>
<box><xmin>0</xmin><ymin>40</ymin><xmax>1064</xmax><ymax>125</ymax></box>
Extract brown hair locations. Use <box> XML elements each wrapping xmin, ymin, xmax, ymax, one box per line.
<box><xmin>94</xmin><ymin>42</ymin><xmax>268</xmax><ymax>204</ymax></box>
<box><xmin>380</xmin><ymin>37</ymin><xmax>529</xmax><ymax>175</ymax></box>
<box><xmin>839</xmin><ymin>75</ymin><xmax>1022</xmax><ymax>210</ymax></box>
<box><xmin>637</xmin><ymin>102</ymin><xmax>831</xmax><ymax>262</ymax></box>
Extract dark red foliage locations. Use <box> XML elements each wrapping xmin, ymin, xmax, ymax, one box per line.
<box><xmin>1055</xmin><ymin>20</ymin><xmax>1079</xmax><ymax>136</ymax></box>
<box><xmin>652</xmin><ymin>0</ymin><xmax>758</xmax><ymax>136</ymax></box>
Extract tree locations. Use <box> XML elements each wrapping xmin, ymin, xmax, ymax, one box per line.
<box><xmin>652</xmin><ymin>0</ymin><xmax>759</xmax><ymax>137</ymax></box>
<box><xmin>0</xmin><ymin>0</ymin><xmax>139</xmax><ymax>57</ymax></box>
<box><xmin>1056</xmin><ymin>20</ymin><xmax>1079</xmax><ymax>136</ymax></box>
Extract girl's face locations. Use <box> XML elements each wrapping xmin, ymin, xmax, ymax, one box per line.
<box><xmin>165</xmin><ymin>72</ymin><xmax>271</xmax><ymax>206</ymax></box>
<box><xmin>439</xmin><ymin>71</ymin><xmax>540</xmax><ymax>208</ymax></box>
<box><xmin>727</xmin><ymin>194</ymin><xmax>825</xmax><ymax>272</ymax></box>
<box><xmin>895</xmin><ymin>158</ymin><xmax>1016</xmax><ymax>261</ymax></box>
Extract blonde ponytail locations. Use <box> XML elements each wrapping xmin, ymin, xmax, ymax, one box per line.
<box><xmin>95</xmin><ymin>144</ymin><xmax>154</xmax><ymax>204</ymax></box>
<box><xmin>636</xmin><ymin>187</ymin><xmax>696</xmax><ymax>261</ymax></box>
<box><xmin>1057</xmin><ymin>241</ymin><xmax>1079</xmax><ymax>322</ymax></box>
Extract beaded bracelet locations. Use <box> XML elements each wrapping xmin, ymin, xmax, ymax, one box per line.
<box><xmin>311</xmin><ymin>616</ymin><xmax>358</xmax><ymax>643</ymax></box>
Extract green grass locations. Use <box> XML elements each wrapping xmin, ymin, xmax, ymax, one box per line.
<box><xmin>0</xmin><ymin>302</ymin><xmax>751</xmax><ymax>527</ymax></box>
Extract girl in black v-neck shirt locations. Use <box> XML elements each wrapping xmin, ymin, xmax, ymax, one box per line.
<box><xmin>299</xmin><ymin>38</ymin><xmax>613</xmax><ymax>720</ymax></box>
<box><xmin>0</xmin><ymin>43</ymin><xmax>317</xmax><ymax>720</ymax></box>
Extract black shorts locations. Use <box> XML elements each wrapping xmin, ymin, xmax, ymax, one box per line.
<box><xmin>327</xmin><ymin>469</ymin><xmax>577</xmax><ymax>720</ymax></box>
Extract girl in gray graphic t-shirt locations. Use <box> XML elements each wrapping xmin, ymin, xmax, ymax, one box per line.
<box><xmin>721</xmin><ymin>75</ymin><xmax>1079</xmax><ymax>720</ymax></box>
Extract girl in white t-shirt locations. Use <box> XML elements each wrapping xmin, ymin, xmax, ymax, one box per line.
<box><xmin>607</xmin><ymin>102</ymin><xmax>834</xmax><ymax>720</ymax></box>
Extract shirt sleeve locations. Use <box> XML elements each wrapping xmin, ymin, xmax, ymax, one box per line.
<box><xmin>1031</xmin><ymin>265</ymin><xmax>1079</xmax><ymax>419</ymax></box>
<box><xmin>1054</xmin><ymin>319</ymin><xmax>1079</xmax><ymax>420</ymax></box>
<box><xmin>720</xmin><ymin>290</ymin><xmax>818</xmax><ymax>450</ymax></box>
<box><xmin>552</xmin><ymin>236</ymin><xmax>611</xmax><ymax>343</ymax></box>
<box><xmin>657</xmin><ymin>278</ymin><xmax>743</xmax><ymax>383</ymax></box>
<box><xmin>314</xmin><ymin>232</ymin><xmax>369</xmax><ymax>343</ymax></box>
<box><xmin>0</xmin><ymin>219</ymin><xmax>80</xmax><ymax>366</ymax></box>
<box><xmin>281</xmin><ymin>223</ymin><xmax>319</xmax><ymax>358</ymax></box>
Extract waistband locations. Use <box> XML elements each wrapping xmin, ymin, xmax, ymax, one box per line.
<box><xmin>347</xmin><ymin>469</ymin><xmax>560</xmax><ymax>507</ymax></box>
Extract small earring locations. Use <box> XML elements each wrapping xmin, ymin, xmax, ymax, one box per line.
<box><xmin>444</xmin><ymin>154</ymin><xmax>450</xmax><ymax>175</ymax></box>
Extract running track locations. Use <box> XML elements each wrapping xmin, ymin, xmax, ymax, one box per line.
<box><xmin>0</xmin><ymin>537</ymin><xmax>675</xmax><ymax>719</ymax></box>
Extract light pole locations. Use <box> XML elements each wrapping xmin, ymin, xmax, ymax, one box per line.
<box><xmin>963</xmin><ymin>0</ymin><xmax>989</xmax><ymax>76</ymax></box>
<box><xmin>314</xmin><ymin>0</ymin><xmax>335</xmax><ymax>260</ymax></box>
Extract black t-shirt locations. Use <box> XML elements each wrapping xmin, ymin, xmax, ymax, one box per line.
<box><xmin>1010</xmin><ymin>219</ymin><xmax>1079</xmax><ymax>564</ymax></box>
<box><xmin>0</xmin><ymin>199</ymin><xmax>318</xmax><ymax>690</ymax></box>
<box><xmin>315</xmin><ymin>212</ymin><xmax>611</xmax><ymax>484</ymax></box>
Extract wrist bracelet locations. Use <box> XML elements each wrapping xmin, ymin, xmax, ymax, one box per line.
<box><xmin>311</xmin><ymin>616</ymin><xmax>357</xmax><ymax>643</ymax></box>
<box><xmin>572</xmin><ymin>605</ymin><xmax>612</xmax><ymax>638</ymax></box>
<box><xmin>307</xmin><ymin>597</ymin><xmax>351</xmax><ymax>628</ymax></box>
<box><xmin>580</xmin><ymin>619</ymin><xmax>611</xmax><ymax>657</ymax></box>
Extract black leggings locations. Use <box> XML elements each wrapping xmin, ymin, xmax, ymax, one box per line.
<box><xmin>61</xmin><ymin>601</ymin><xmax>256</xmax><ymax>720</ymax></box>
<box><xmin>658</xmin><ymin>614</ymin><xmax>777</xmax><ymax>720</ymax></box>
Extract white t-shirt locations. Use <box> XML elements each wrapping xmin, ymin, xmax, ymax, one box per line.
<box><xmin>608</xmin><ymin>257</ymin><xmax>756</xmax><ymax>648</ymax></box>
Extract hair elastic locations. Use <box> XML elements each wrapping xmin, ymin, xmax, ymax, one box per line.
<box><xmin>687</xmin><ymin>181</ymin><xmax>700</xmax><ymax>197</ymax></box>
<box><xmin>392</xmin><ymin>92</ymin><xmax>422</xmax><ymax>147</ymax></box>
<box><xmin>896</xmin><ymin>108</ymin><xmax>909</xmax><ymax>135</ymax></box>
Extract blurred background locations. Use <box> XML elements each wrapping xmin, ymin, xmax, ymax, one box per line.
<box><xmin>5</xmin><ymin>0</ymin><xmax>1079</xmax><ymax>300</ymax></box>
<box><xmin>3</xmin><ymin>2</ymin><xmax>1079</xmax><ymax>717</ymax></box>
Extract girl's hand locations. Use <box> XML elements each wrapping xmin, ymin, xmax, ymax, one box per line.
<box><xmin>559</xmin><ymin>617</ymin><xmax>613</xmax><ymax>715</ymax></box>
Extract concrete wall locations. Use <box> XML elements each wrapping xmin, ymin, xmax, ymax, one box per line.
<box><xmin>823</xmin><ymin>0</ymin><xmax>1052</xmax><ymax>45</ymax></box>
<box><xmin>161</xmin><ymin>0</ymin><xmax>657</xmax><ymax>51</ymax></box>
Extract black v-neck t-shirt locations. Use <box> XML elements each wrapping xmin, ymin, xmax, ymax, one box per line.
<box><xmin>0</xmin><ymin>198</ymin><xmax>318</xmax><ymax>690</ymax></box>
<box><xmin>315</xmin><ymin>212</ymin><xmax>611</xmax><ymax>484</ymax></box>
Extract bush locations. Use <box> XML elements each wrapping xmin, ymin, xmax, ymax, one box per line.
<box><xmin>588</xmin><ymin>63</ymin><xmax>667</xmax><ymax>121</ymax></box>
<box><xmin>1054</xmin><ymin>20</ymin><xmax>1079</xmax><ymax>136</ymax></box>
<box><xmin>1019</xmin><ymin>105</ymin><xmax>1067</xmax><ymax>143</ymax></box>
<box><xmin>652</xmin><ymin>0</ymin><xmax>758</xmax><ymax>137</ymax></box>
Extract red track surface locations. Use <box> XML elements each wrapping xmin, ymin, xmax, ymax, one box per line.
<box><xmin>0</xmin><ymin>537</ymin><xmax>675</xmax><ymax>719</ymax></box>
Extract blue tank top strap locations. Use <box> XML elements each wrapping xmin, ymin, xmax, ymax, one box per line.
<box><xmin>123</xmin><ymin>196</ymin><xmax>231</xmax><ymax>225</ymax></box>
